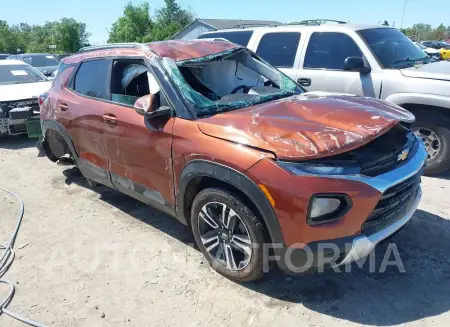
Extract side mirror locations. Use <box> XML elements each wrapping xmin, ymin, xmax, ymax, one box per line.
<box><xmin>134</xmin><ymin>94</ymin><xmax>171</xmax><ymax>119</ymax></box>
<box><xmin>343</xmin><ymin>56</ymin><xmax>371</xmax><ymax>73</ymax></box>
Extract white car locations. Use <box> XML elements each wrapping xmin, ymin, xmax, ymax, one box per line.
<box><xmin>414</xmin><ymin>42</ymin><xmax>441</xmax><ymax>59</ymax></box>
<box><xmin>0</xmin><ymin>60</ymin><xmax>52</xmax><ymax>137</ymax></box>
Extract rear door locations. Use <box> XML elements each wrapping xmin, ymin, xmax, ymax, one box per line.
<box><xmin>62</xmin><ymin>58</ymin><xmax>113</xmax><ymax>185</ymax></box>
<box><xmin>297</xmin><ymin>31</ymin><xmax>382</xmax><ymax>97</ymax></box>
<box><xmin>252</xmin><ymin>30</ymin><xmax>303</xmax><ymax>80</ymax></box>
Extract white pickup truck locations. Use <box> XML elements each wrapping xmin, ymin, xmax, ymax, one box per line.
<box><xmin>199</xmin><ymin>22</ymin><xmax>450</xmax><ymax>175</ymax></box>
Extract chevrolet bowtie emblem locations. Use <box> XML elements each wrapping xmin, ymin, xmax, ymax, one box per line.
<box><xmin>398</xmin><ymin>149</ymin><xmax>409</xmax><ymax>162</ymax></box>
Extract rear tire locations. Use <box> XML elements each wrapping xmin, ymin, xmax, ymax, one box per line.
<box><xmin>412</xmin><ymin>110</ymin><xmax>450</xmax><ymax>175</ymax></box>
<box><xmin>191</xmin><ymin>188</ymin><xmax>266</xmax><ymax>282</ymax></box>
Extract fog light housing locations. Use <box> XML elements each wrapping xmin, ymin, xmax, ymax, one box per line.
<box><xmin>307</xmin><ymin>194</ymin><xmax>352</xmax><ymax>226</ymax></box>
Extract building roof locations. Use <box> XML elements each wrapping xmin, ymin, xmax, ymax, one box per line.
<box><xmin>198</xmin><ymin>18</ymin><xmax>282</xmax><ymax>29</ymax></box>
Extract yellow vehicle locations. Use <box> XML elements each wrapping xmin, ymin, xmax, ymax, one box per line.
<box><xmin>440</xmin><ymin>45</ymin><xmax>450</xmax><ymax>60</ymax></box>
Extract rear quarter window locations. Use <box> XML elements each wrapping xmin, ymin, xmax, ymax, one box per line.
<box><xmin>198</xmin><ymin>31</ymin><xmax>253</xmax><ymax>46</ymax></box>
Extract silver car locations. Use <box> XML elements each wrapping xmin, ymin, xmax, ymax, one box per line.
<box><xmin>7</xmin><ymin>53</ymin><xmax>59</xmax><ymax>77</ymax></box>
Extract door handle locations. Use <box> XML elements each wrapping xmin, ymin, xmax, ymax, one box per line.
<box><xmin>297</xmin><ymin>78</ymin><xmax>312</xmax><ymax>87</ymax></box>
<box><xmin>59</xmin><ymin>103</ymin><xmax>69</xmax><ymax>111</ymax></box>
<box><xmin>103</xmin><ymin>114</ymin><xmax>117</xmax><ymax>126</ymax></box>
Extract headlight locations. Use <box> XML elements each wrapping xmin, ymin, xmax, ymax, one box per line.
<box><xmin>279</xmin><ymin>160</ymin><xmax>361</xmax><ymax>176</ymax></box>
<box><xmin>307</xmin><ymin>195</ymin><xmax>352</xmax><ymax>226</ymax></box>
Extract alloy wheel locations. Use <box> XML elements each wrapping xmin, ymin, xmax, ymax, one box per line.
<box><xmin>198</xmin><ymin>202</ymin><xmax>252</xmax><ymax>271</ymax></box>
<box><xmin>414</xmin><ymin>127</ymin><xmax>440</xmax><ymax>160</ymax></box>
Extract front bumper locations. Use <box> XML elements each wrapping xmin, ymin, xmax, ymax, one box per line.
<box><xmin>336</xmin><ymin>186</ymin><xmax>421</xmax><ymax>266</ymax></box>
<box><xmin>276</xmin><ymin>186</ymin><xmax>421</xmax><ymax>273</ymax></box>
<box><xmin>273</xmin><ymin>141</ymin><xmax>427</xmax><ymax>273</ymax></box>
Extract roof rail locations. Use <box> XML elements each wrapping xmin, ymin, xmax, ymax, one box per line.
<box><xmin>231</xmin><ymin>23</ymin><xmax>279</xmax><ymax>29</ymax></box>
<box><xmin>199</xmin><ymin>37</ymin><xmax>231</xmax><ymax>42</ymax></box>
<box><xmin>293</xmin><ymin>19</ymin><xmax>347</xmax><ymax>26</ymax></box>
<box><xmin>77</xmin><ymin>43</ymin><xmax>147</xmax><ymax>53</ymax></box>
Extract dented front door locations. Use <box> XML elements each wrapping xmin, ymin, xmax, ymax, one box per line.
<box><xmin>101</xmin><ymin>102</ymin><xmax>176</xmax><ymax>208</ymax></box>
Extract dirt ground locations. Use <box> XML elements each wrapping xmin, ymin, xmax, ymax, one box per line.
<box><xmin>1</xmin><ymin>135</ymin><xmax>450</xmax><ymax>327</ymax></box>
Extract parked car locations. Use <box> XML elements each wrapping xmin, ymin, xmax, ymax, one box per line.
<box><xmin>0</xmin><ymin>54</ymin><xmax>11</xmax><ymax>60</ymax></box>
<box><xmin>199</xmin><ymin>24</ymin><xmax>450</xmax><ymax>175</ymax></box>
<box><xmin>414</xmin><ymin>42</ymin><xmax>441</xmax><ymax>60</ymax></box>
<box><xmin>440</xmin><ymin>43</ymin><xmax>450</xmax><ymax>60</ymax></box>
<box><xmin>39</xmin><ymin>41</ymin><xmax>426</xmax><ymax>281</ymax></box>
<box><xmin>55</xmin><ymin>53</ymin><xmax>72</xmax><ymax>60</ymax></box>
<box><xmin>0</xmin><ymin>60</ymin><xmax>51</xmax><ymax>137</ymax></box>
<box><xmin>421</xmin><ymin>40</ymin><xmax>441</xmax><ymax>49</ymax></box>
<box><xmin>8</xmin><ymin>53</ymin><xmax>59</xmax><ymax>76</ymax></box>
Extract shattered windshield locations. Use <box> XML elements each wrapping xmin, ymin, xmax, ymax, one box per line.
<box><xmin>161</xmin><ymin>48</ymin><xmax>303</xmax><ymax>117</ymax></box>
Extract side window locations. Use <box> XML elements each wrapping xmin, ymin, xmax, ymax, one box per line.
<box><xmin>198</xmin><ymin>31</ymin><xmax>253</xmax><ymax>46</ymax></box>
<box><xmin>53</xmin><ymin>62</ymin><xmax>77</xmax><ymax>86</ymax></box>
<box><xmin>110</xmin><ymin>59</ymin><xmax>164</xmax><ymax>107</ymax></box>
<box><xmin>256</xmin><ymin>32</ymin><xmax>301</xmax><ymax>68</ymax></box>
<box><xmin>73</xmin><ymin>60</ymin><xmax>110</xmax><ymax>99</ymax></box>
<box><xmin>304</xmin><ymin>32</ymin><xmax>363</xmax><ymax>70</ymax></box>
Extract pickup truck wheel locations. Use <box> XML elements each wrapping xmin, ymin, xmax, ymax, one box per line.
<box><xmin>191</xmin><ymin>188</ymin><xmax>265</xmax><ymax>282</ymax></box>
<box><xmin>412</xmin><ymin>112</ymin><xmax>450</xmax><ymax>175</ymax></box>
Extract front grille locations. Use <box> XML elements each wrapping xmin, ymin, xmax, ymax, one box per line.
<box><xmin>362</xmin><ymin>173</ymin><xmax>421</xmax><ymax>235</ymax></box>
<box><xmin>0</xmin><ymin>98</ymin><xmax>40</xmax><ymax>118</ymax></box>
<box><xmin>350</xmin><ymin>124</ymin><xmax>416</xmax><ymax>176</ymax></box>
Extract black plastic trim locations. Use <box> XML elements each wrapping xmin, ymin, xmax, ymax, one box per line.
<box><xmin>111</xmin><ymin>172</ymin><xmax>176</xmax><ymax>218</ymax></box>
<box><xmin>177</xmin><ymin>159</ymin><xmax>284</xmax><ymax>244</ymax></box>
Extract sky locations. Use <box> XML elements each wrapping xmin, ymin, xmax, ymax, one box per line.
<box><xmin>1</xmin><ymin>0</ymin><xmax>449</xmax><ymax>44</ymax></box>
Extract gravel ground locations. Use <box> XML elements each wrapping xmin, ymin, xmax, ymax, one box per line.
<box><xmin>1</xmin><ymin>135</ymin><xmax>450</xmax><ymax>327</ymax></box>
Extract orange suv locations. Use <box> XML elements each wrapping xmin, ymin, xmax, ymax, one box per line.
<box><xmin>40</xmin><ymin>41</ymin><xmax>427</xmax><ymax>281</ymax></box>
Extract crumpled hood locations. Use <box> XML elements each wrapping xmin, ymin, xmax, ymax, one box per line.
<box><xmin>197</xmin><ymin>93</ymin><xmax>415</xmax><ymax>160</ymax></box>
<box><xmin>400</xmin><ymin>61</ymin><xmax>450</xmax><ymax>82</ymax></box>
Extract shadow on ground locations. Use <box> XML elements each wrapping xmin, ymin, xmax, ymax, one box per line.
<box><xmin>0</xmin><ymin>135</ymin><xmax>38</xmax><ymax>150</ymax></box>
<box><xmin>62</xmin><ymin>166</ymin><xmax>450</xmax><ymax>326</ymax></box>
<box><xmin>429</xmin><ymin>170</ymin><xmax>450</xmax><ymax>181</ymax></box>
<box><xmin>62</xmin><ymin>166</ymin><xmax>194</xmax><ymax>245</ymax></box>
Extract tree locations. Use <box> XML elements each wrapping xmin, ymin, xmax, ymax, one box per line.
<box><xmin>108</xmin><ymin>2</ymin><xmax>153</xmax><ymax>43</ymax></box>
<box><xmin>150</xmin><ymin>0</ymin><xmax>193</xmax><ymax>41</ymax></box>
<box><xmin>382</xmin><ymin>20</ymin><xmax>389</xmax><ymax>26</ymax></box>
<box><xmin>154</xmin><ymin>0</ymin><xmax>192</xmax><ymax>28</ymax></box>
<box><xmin>108</xmin><ymin>0</ymin><xmax>193</xmax><ymax>43</ymax></box>
<box><xmin>53</xmin><ymin>18</ymin><xmax>90</xmax><ymax>53</ymax></box>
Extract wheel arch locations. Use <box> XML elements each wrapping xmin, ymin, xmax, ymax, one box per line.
<box><xmin>400</xmin><ymin>103</ymin><xmax>450</xmax><ymax>119</ymax></box>
<box><xmin>176</xmin><ymin>160</ymin><xmax>285</xmax><ymax>245</ymax></box>
<box><xmin>41</xmin><ymin>120</ymin><xmax>79</xmax><ymax>160</ymax></box>
<box><xmin>385</xmin><ymin>93</ymin><xmax>450</xmax><ymax>114</ymax></box>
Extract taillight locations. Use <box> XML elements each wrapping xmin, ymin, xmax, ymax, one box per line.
<box><xmin>38</xmin><ymin>93</ymin><xmax>48</xmax><ymax>106</ymax></box>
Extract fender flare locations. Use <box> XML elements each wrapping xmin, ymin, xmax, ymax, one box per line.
<box><xmin>41</xmin><ymin>120</ymin><xmax>79</xmax><ymax>160</ymax></box>
<box><xmin>386</xmin><ymin>93</ymin><xmax>450</xmax><ymax>110</ymax></box>
<box><xmin>176</xmin><ymin>160</ymin><xmax>285</xmax><ymax>245</ymax></box>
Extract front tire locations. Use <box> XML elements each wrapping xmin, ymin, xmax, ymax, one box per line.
<box><xmin>191</xmin><ymin>188</ymin><xmax>266</xmax><ymax>282</ymax></box>
<box><xmin>412</xmin><ymin>111</ymin><xmax>450</xmax><ymax>175</ymax></box>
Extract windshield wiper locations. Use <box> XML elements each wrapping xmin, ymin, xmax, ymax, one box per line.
<box><xmin>391</xmin><ymin>57</ymin><xmax>431</xmax><ymax>67</ymax></box>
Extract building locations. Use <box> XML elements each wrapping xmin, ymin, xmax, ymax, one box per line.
<box><xmin>172</xmin><ymin>18</ymin><xmax>282</xmax><ymax>40</ymax></box>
